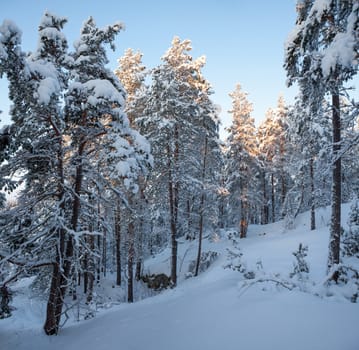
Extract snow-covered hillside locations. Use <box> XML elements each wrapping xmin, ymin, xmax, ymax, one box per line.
<box><xmin>1</xmin><ymin>204</ymin><xmax>359</xmax><ymax>350</ymax></box>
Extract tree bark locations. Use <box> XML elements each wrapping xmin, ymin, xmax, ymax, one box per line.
<box><xmin>328</xmin><ymin>93</ymin><xmax>341</xmax><ymax>281</ymax></box>
<box><xmin>44</xmin><ymin>128</ymin><xmax>66</xmax><ymax>335</ymax></box>
<box><xmin>167</xmin><ymin>127</ymin><xmax>179</xmax><ymax>286</ymax></box>
<box><xmin>262</xmin><ymin>170</ymin><xmax>269</xmax><ymax>225</ymax></box>
<box><xmin>195</xmin><ymin>136</ymin><xmax>208</xmax><ymax>277</ymax></box>
<box><xmin>271</xmin><ymin>173</ymin><xmax>275</xmax><ymax>223</ymax></box>
<box><xmin>127</xmin><ymin>219</ymin><xmax>135</xmax><ymax>303</ymax></box>
<box><xmin>310</xmin><ymin>156</ymin><xmax>316</xmax><ymax>231</ymax></box>
<box><xmin>169</xmin><ymin>170</ymin><xmax>178</xmax><ymax>286</ymax></box>
<box><xmin>44</xmin><ymin>135</ymin><xmax>85</xmax><ymax>334</ymax></box>
<box><xmin>115</xmin><ymin>201</ymin><xmax>122</xmax><ymax>286</ymax></box>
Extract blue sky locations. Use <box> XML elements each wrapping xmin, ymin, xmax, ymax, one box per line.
<box><xmin>1</xmin><ymin>0</ymin><xmax>298</xmax><ymax>136</ymax></box>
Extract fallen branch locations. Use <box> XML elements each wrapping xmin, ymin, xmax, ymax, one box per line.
<box><xmin>238</xmin><ymin>277</ymin><xmax>295</xmax><ymax>298</ymax></box>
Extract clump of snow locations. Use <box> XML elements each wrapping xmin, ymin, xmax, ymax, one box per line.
<box><xmin>0</xmin><ymin>19</ymin><xmax>22</xmax><ymax>49</ymax></box>
<box><xmin>36</xmin><ymin>76</ymin><xmax>61</xmax><ymax>105</ymax></box>
<box><xmin>321</xmin><ymin>28</ymin><xmax>357</xmax><ymax>77</ymax></box>
<box><xmin>26</xmin><ymin>60</ymin><xmax>61</xmax><ymax>105</ymax></box>
<box><xmin>309</xmin><ymin>0</ymin><xmax>332</xmax><ymax>21</ymax></box>
<box><xmin>84</xmin><ymin>79</ymin><xmax>125</xmax><ymax>107</ymax></box>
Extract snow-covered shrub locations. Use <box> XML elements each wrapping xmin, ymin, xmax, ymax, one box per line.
<box><xmin>336</xmin><ymin>264</ymin><xmax>359</xmax><ymax>303</ymax></box>
<box><xmin>188</xmin><ymin>251</ymin><xmax>219</xmax><ymax>276</ymax></box>
<box><xmin>290</xmin><ymin>243</ymin><xmax>309</xmax><ymax>279</ymax></box>
<box><xmin>330</xmin><ymin>199</ymin><xmax>359</xmax><ymax>302</ymax></box>
<box><xmin>224</xmin><ymin>239</ymin><xmax>255</xmax><ymax>279</ymax></box>
<box><xmin>224</xmin><ymin>242</ymin><xmax>244</xmax><ymax>273</ymax></box>
<box><xmin>342</xmin><ymin>199</ymin><xmax>359</xmax><ymax>258</ymax></box>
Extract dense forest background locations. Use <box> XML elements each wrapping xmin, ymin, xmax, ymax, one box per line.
<box><xmin>0</xmin><ymin>0</ymin><xmax>358</xmax><ymax>336</ymax></box>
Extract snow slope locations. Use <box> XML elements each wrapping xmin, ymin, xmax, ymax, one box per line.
<box><xmin>1</xmin><ymin>204</ymin><xmax>359</xmax><ymax>350</ymax></box>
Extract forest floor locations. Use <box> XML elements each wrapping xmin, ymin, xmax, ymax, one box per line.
<box><xmin>1</xmin><ymin>204</ymin><xmax>359</xmax><ymax>350</ymax></box>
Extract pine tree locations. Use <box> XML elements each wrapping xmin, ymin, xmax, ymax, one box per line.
<box><xmin>225</xmin><ymin>84</ymin><xmax>258</xmax><ymax>236</ymax></box>
<box><xmin>285</xmin><ymin>96</ymin><xmax>331</xmax><ymax>229</ymax></box>
<box><xmin>257</xmin><ymin>97</ymin><xmax>289</xmax><ymax>223</ymax></box>
<box><xmin>140</xmin><ymin>37</ymin><xmax>222</xmax><ymax>284</ymax></box>
<box><xmin>0</xmin><ymin>13</ymin><xmax>151</xmax><ymax>335</ymax></box>
<box><xmin>115</xmin><ymin>47</ymin><xmax>151</xmax><ymax>299</ymax></box>
<box><xmin>0</xmin><ymin>12</ymin><xmax>71</xmax><ymax>335</ymax></box>
<box><xmin>285</xmin><ymin>0</ymin><xmax>359</xmax><ymax>279</ymax></box>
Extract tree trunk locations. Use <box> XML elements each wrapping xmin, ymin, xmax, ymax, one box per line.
<box><xmin>261</xmin><ymin>170</ymin><xmax>269</xmax><ymax>225</ymax></box>
<box><xmin>83</xmin><ymin>252</ymin><xmax>88</xmax><ymax>294</ymax></box>
<box><xmin>328</xmin><ymin>93</ymin><xmax>341</xmax><ymax>281</ymax></box>
<box><xmin>169</xmin><ymin>172</ymin><xmax>178</xmax><ymax>286</ymax></box>
<box><xmin>135</xmin><ymin>261</ymin><xmax>142</xmax><ymax>281</ymax></box>
<box><xmin>239</xmin><ymin>200</ymin><xmax>248</xmax><ymax>239</ymax></box>
<box><xmin>167</xmin><ymin>135</ymin><xmax>178</xmax><ymax>286</ymax></box>
<box><xmin>186</xmin><ymin>198</ymin><xmax>193</xmax><ymax>239</ymax></box>
<box><xmin>195</xmin><ymin>136</ymin><xmax>208</xmax><ymax>277</ymax></box>
<box><xmin>127</xmin><ymin>219</ymin><xmax>135</xmax><ymax>303</ymax></box>
<box><xmin>102</xmin><ymin>227</ymin><xmax>107</xmax><ymax>278</ymax></box>
<box><xmin>44</xmin><ymin>137</ymin><xmax>85</xmax><ymax>334</ymax></box>
<box><xmin>86</xmin><ymin>234</ymin><xmax>95</xmax><ymax>303</ymax></box>
<box><xmin>43</xmin><ymin>255</ymin><xmax>63</xmax><ymax>335</ymax></box>
<box><xmin>280</xmin><ymin>171</ymin><xmax>287</xmax><ymax>219</ymax></box>
<box><xmin>115</xmin><ymin>201</ymin><xmax>121</xmax><ymax>286</ymax></box>
<box><xmin>271</xmin><ymin>173</ymin><xmax>275</xmax><ymax>223</ymax></box>
<box><xmin>44</xmin><ymin>132</ymin><xmax>66</xmax><ymax>335</ymax></box>
<box><xmin>310</xmin><ymin>156</ymin><xmax>316</xmax><ymax>231</ymax></box>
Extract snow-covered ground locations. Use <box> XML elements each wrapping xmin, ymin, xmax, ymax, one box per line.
<box><xmin>1</xmin><ymin>204</ymin><xmax>359</xmax><ymax>350</ymax></box>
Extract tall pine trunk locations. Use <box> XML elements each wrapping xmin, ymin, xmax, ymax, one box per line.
<box><xmin>310</xmin><ymin>156</ymin><xmax>316</xmax><ymax>230</ymax></box>
<box><xmin>262</xmin><ymin>169</ymin><xmax>269</xmax><ymax>225</ymax></box>
<box><xmin>127</xmin><ymin>219</ymin><xmax>135</xmax><ymax>303</ymax></box>
<box><xmin>44</xmin><ymin>128</ymin><xmax>66</xmax><ymax>335</ymax></box>
<box><xmin>168</xmin><ymin>167</ymin><xmax>178</xmax><ymax>286</ymax></box>
<box><xmin>195</xmin><ymin>136</ymin><xmax>208</xmax><ymax>277</ymax></box>
<box><xmin>271</xmin><ymin>173</ymin><xmax>275</xmax><ymax>223</ymax></box>
<box><xmin>328</xmin><ymin>93</ymin><xmax>341</xmax><ymax>281</ymax></box>
<box><xmin>167</xmin><ymin>126</ymin><xmax>179</xmax><ymax>286</ymax></box>
<box><xmin>115</xmin><ymin>201</ymin><xmax>122</xmax><ymax>286</ymax></box>
<box><xmin>44</xmin><ymin>136</ymin><xmax>85</xmax><ymax>335</ymax></box>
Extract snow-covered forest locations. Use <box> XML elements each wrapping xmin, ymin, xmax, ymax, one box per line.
<box><xmin>0</xmin><ymin>0</ymin><xmax>359</xmax><ymax>348</ymax></box>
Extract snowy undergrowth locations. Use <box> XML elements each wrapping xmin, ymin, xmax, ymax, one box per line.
<box><xmin>1</xmin><ymin>204</ymin><xmax>359</xmax><ymax>350</ymax></box>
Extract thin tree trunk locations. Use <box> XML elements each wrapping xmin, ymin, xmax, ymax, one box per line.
<box><xmin>271</xmin><ymin>173</ymin><xmax>275</xmax><ymax>223</ymax></box>
<box><xmin>195</xmin><ymin>136</ymin><xmax>208</xmax><ymax>277</ymax></box>
<box><xmin>115</xmin><ymin>201</ymin><xmax>121</xmax><ymax>286</ymax></box>
<box><xmin>169</xmin><ymin>172</ymin><xmax>178</xmax><ymax>286</ymax></box>
<box><xmin>167</xmin><ymin>131</ymin><xmax>178</xmax><ymax>286</ymax></box>
<box><xmin>135</xmin><ymin>183</ymin><xmax>145</xmax><ymax>281</ymax></box>
<box><xmin>240</xmin><ymin>199</ymin><xmax>248</xmax><ymax>239</ymax></box>
<box><xmin>310</xmin><ymin>156</ymin><xmax>316</xmax><ymax>231</ymax></box>
<box><xmin>186</xmin><ymin>198</ymin><xmax>192</xmax><ymax>239</ymax></box>
<box><xmin>96</xmin><ymin>180</ymin><xmax>101</xmax><ymax>284</ymax></box>
<box><xmin>86</xmin><ymin>234</ymin><xmax>95</xmax><ymax>303</ymax></box>
<box><xmin>102</xmin><ymin>228</ymin><xmax>107</xmax><ymax>278</ymax></box>
<box><xmin>135</xmin><ymin>261</ymin><xmax>142</xmax><ymax>281</ymax></box>
<box><xmin>127</xmin><ymin>219</ymin><xmax>135</xmax><ymax>303</ymax></box>
<box><xmin>83</xmin><ymin>252</ymin><xmax>88</xmax><ymax>294</ymax></box>
<box><xmin>328</xmin><ymin>93</ymin><xmax>341</xmax><ymax>281</ymax></box>
<box><xmin>262</xmin><ymin>169</ymin><xmax>268</xmax><ymax>225</ymax></box>
<box><xmin>281</xmin><ymin>172</ymin><xmax>287</xmax><ymax>219</ymax></box>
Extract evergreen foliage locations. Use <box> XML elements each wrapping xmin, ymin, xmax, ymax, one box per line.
<box><xmin>0</xmin><ymin>2</ymin><xmax>358</xmax><ymax>335</ymax></box>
